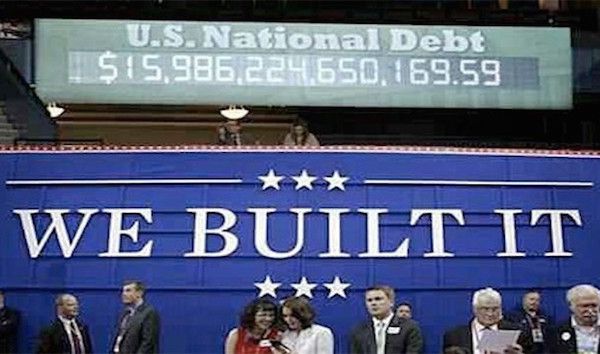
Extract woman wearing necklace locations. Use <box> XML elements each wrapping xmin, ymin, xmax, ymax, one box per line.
<box><xmin>225</xmin><ymin>298</ymin><xmax>281</xmax><ymax>354</ymax></box>
<box><xmin>273</xmin><ymin>297</ymin><xmax>334</xmax><ymax>354</ymax></box>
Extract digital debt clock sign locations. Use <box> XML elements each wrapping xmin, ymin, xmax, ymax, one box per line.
<box><xmin>35</xmin><ymin>19</ymin><xmax>572</xmax><ymax>109</ymax></box>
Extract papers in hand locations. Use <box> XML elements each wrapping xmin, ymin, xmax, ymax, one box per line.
<box><xmin>477</xmin><ymin>330</ymin><xmax>521</xmax><ymax>353</ymax></box>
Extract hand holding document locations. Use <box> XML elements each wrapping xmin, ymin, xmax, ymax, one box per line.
<box><xmin>477</xmin><ymin>330</ymin><xmax>521</xmax><ymax>353</ymax></box>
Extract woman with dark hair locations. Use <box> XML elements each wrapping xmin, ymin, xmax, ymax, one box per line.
<box><xmin>274</xmin><ymin>297</ymin><xmax>333</xmax><ymax>354</ymax></box>
<box><xmin>225</xmin><ymin>298</ymin><xmax>280</xmax><ymax>354</ymax></box>
<box><xmin>283</xmin><ymin>120</ymin><xmax>320</xmax><ymax>147</ymax></box>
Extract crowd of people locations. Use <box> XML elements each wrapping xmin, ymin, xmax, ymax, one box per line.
<box><xmin>1</xmin><ymin>283</ymin><xmax>599</xmax><ymax>354</ymax></box>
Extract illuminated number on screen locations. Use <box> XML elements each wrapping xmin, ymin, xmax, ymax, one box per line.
<box><xmin>317</xmin><ymin>58</ymin><xmax>335</xmax><ymax>84</ymax></box>
<box><xmin>126</xmin><ymin>55</ymin><xmax>134</xmax><ymax>80</ymax></box>
<box><xmin>460</xmin><ymin>59</ymin><xmax>479</xmax><ymax>86</ymax></box>
<box><xmin>339</xmin><ymin>58</ymin><xmax>357</xmax><ymax>84</ymax></box>
<box><xmin>266</xmin><ymin>57</ymin><xmax>285</xmax><ymax>83</ymax></box>
<box><xmin>172</xmin><ymin>55</ymin><xmax>191</xmax><ymax>82</ymax></box>
<box><xmin>142</xmin><ymin>54</ymin><xmax>162</xmax><ymax>81</ymax></box>
<box><xmin>394</xmin><ymin>59</ymin><xmax>402</xmax><ymax>84</ymax></box>
<box><xmin>216</xmin><ymin>56</ymin><xmax>234</xmax><ymax>82</ymax></box>
<box><xmin>359</xmin><ymin>58</ymin><xmax>378</xmax><ymax>84</ymax></box>
<box><xmin>409</xmin><ymin>59</ymin><xmax>429</xmax><ymax>85</ymax></box>
<box><xmin>431</xmin><ymin>59</ymin><xmax>450</xmax><ymax>85</ymax></box>
<box><xmin>194</xmin><ymin>55</ymin><xmax>213</xmax><ymax>82</ymax></box>
<box><xmin>245</xmin><ymin>56</ymin><xmax>263</xmax><ymax>83</ymax></box>
<box><xmin>288</xmin><ymin>57</ymin><xmax>308</xmax><ymax>84</ymax></box>
<box><xmin>481</xmin><ymin>60</ymin><xmax>501</xmax><ymax>86</ymax></box>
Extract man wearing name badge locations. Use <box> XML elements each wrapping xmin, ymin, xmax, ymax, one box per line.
<box><xmin>443</xmin><ymin>287</ymin><xmax>529</xmax><ymax>354</ymax></box>
<box><xmin>350</xmin><ymin>285</ymin><xmax>423</xmax><ymax>354</ymax></box>
<box><xmin>111</xmin><ymin>281</ymin><xmax>159</xmax><ymax>354</ymax></box>
<box><xmin>505</xmin><ymin>290</ymin><xmax>553</xmax><ymax>354</ymax></box>
<box><xmin>548</xmin><ymin>284</ymin><xmax>600</xmax><ymax>354</ymax></box>
<box><xmin>37</xmin><ymin>294</ymin><xmax>93</xmax><ymax>354</ymax></box>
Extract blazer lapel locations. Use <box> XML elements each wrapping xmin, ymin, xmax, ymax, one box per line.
<box><xmin>54</xmin><ymin>320</ymin><xmax>71</xmax><ymax>352</ymax></box>
<box><xmin>120</xmin><ymin>305</ymin><xmax>140</xmax><ymax>338</ymax></box>
<box><xmin>367</xmin><ymin>321</ymin><xmax>377</xmax><ymax>353</ymax></box>
<box><xmin>465</xmin><ymin>325</ymin><xmax>474</xmax><ymax>354</ymax></box>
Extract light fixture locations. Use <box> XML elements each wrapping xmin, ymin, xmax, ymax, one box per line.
<box><xmin>46</xmin><ymin>102</ymin><xmax>65</xmax><ymax>118</ymax></box>
<box><xmin>219</xmin><ymin>105</ymin><xmax>249</xmax><ymax>120</ymax></box>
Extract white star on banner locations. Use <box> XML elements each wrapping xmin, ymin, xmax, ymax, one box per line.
<box><xmin>290</xmin><ymin>276</ymin><xmax>318</xmax><ymax>298</ymax></box>
<box><xmin>258</xmin><ymin>169</ymin><xmax>285</xmax><ymax>190</ymax></box>
<box><xmin>323</xmin><ymin>276</ymin><xmax>351</xmax><ymax>299</ymax></box>
<box><xmin>254</xmin><ymin>275</ymin><xmax>282</xmax><ymax>298</ymax></box>
<box><xmin>292</xmin><ymin>170</ymin><xmax>317</xmax><ymax>190</ymax></box>
<box><xmin>323</xmin><ymin>170</ymin><xmax>349</xmax><ymax>191</ymax></box>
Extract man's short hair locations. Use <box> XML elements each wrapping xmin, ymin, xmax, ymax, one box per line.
<box><xmin>472</xmin><ymin>287</ymin><xmax>502</xmax><ymax>308</ymax></box>
<box><xmin>523</xmin><ymin>289</ymin><xmax>540</xmax><ymax>297</ymax></box>
<box><xmin>566</xmin><ymin>284</ymin><xmax>600</xmax><ymax>306</ymax></box>
<box><xmin>397</xmin><ymin>302</ymin><xmax>412</xmax><ymax>309</ymax></box>
<box><xmin>123</xmin><ymin>280</ymin><xmax>146</xmax><ymax>294</ymax></box>
<box><xmin>366</xmin><ymin>285</ymin><xmax>395</xmax><ymax>304</ymax></box>
<box><xmin>55</xmin><ymin>293</ymin><xmax>75</xmax><ymax>307</ymax></box>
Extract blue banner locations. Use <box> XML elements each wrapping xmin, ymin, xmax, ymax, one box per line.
<box><xmin>0</xmin><ymin>148</ymin><xmax>598</xmax><ymax>353</ymax></box>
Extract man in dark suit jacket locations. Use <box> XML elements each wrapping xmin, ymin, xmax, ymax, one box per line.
<box><xmin>0</xmin><ymin>291</ymin><xmax>20</xmax><ymax>354</ymax></box>
<box><xmin>548</xmin><ymin>284</ymin><xmax>600</xmax><ymax>354</ymax></box>
<box><xmin>350</xmin><ymin>285</ymin><xmax>423</xmax><ymax>354</ymax></box>
<box><xmin>443</xmin><ymin>287</ymin><xmax>528</xmax><ymax>354</ymax></box>
<box><xmin>36</xmin><ymin>294</ymin><xmax>93</xmax><ymax>354</ymax></box>
<box><xmin>111</xmin><ymin>281</ymin><xmax>159</xmax><ymax>354</ymax></box>
<box><xmin>505</xmin><ymin>290</ymin><xmax>553</xmax><ymax>354</ymax></box>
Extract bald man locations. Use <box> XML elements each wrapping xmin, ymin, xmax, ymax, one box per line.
<box><xmin>37</xmin><ymin>294</ymin><xmax>93</xmax><ymax>354</ymax></box>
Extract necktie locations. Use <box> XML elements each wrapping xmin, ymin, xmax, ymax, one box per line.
<box><xmin>119</xmin><ymin>308</ymin><xmax>134</xmax><ymax>335</ymax></box>
<box><xmin>375</xmin><ymin>321</ymin><xmax>386</xmax><ymax>354</ymax></box>
<box><xmin>114</xmin><ymin>308</ymin><xmax>134</xmax><ymax>353</ymax></box>
<box><xmin>69</xmin><ymin>321</ymin><xmax>83</xmax><ymax>354</ymax></box>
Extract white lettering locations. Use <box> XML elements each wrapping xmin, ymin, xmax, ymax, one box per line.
<box><xmin>495</xmin><ymin>209</ymin><xmax>526</xmax><ymax>257</ymax></box>
<box><xmin>184</xmin><ymin>208</ymin><xmax>238</xmax><ymax>257</ymax></box>
<box><xmin>250</xmin><ymin>208</ymin><xmax>310</xmax><ymax>259</ymax></box>
<box><xmin>358</xmin><ymin>209</ymin><xmax>409</xmax><ymax>258</ymax></box>
<box><xmin>99</xmin><ymin>208</ymin><xmax>153</xmax><ymax>257</ymax></box>
<box><xmin>318</xmin><ymin>208</ymin><xmax>351</xmax><ymax>258</ymax></box>
<box><xmin>531</xmin><ymin>209</ymin><xmax>582</xmax><ymax>257</ymax></box>
<box><xmin>411</xmin><ymin>209</ymin><xmax>463</xmax><ymax>257</ymax></box>
<box><xmin>14</xmin><ymin>209</ymin><xmax>98</xmax><ymax>258</ymax></box>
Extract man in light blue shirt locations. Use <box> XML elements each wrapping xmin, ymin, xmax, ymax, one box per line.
<box><xmin>549</xmin><ymin>284</ymin><xmax>600</xmax><ymax>354</ymax></box>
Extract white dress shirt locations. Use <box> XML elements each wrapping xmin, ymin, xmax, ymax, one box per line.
<box><xmin>58</xmin><ymin>316</ymin><xmax>85</xmax><ymax>354</ymax></box>
<box><xmin>471</xmin><ymin>320</ymin><xmax>498</xmax><ymax>354</ymax></box>
<box><xmin>281</xmin><ymin>323</ymin><xmax>334</xmax><ymax>354</ymax></box>
<box><xmin>372</xmin><ymin>313</ymin><xmax>394</xmax><ymax>354</ymax></box>
<box><xmin>571</xmin><ymin>316</ymin><xmax>600</xmax><ymax>354</ymax></box>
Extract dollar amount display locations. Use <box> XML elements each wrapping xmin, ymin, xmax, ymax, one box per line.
<box><xmin>69</xmin><ymin>51</ymin><xmax>539</xmax><ymax>89</ymax></box>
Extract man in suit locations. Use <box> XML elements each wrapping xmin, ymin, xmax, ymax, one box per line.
<box><xmin>505</xmin><ymin>289</ymin><xmax>553</xmax><ymax>354</ymax></box>
<box><xmin>217</xmin><ymin>120</ymin><xmax>256</xmax><ymax>146</ymax></box>
<box><xmin>111</xmin><ymin>280</ymin><xmax>159</xmax><ymax>354</ymax></box>
<box><xmin>350</xmin><ymin>285</ymin><xmax>423</xmax><ymax>354</ymax></box>
<box><xmin>548</xmin><ymin>284</ymin><xmax>600</xmax><ymax>354</ymax></box>
<box><xmin>37</xmin><ymin>293</ymin><xmax>93</xmax><ymax>354</ymax></box>
<box><xmin>443</xmin><ymin>287</ymin><xmax>528</xmax><ymax>354</ymax></box>
<box><xmin>396</xmin><ymin>303</ymin><xmax>413</xmax><ymax>320</ymax></box>
<box><xmin>0</xmin><ymin>290</ymin><xmax>20</xmax><ymax>354</ymax></box>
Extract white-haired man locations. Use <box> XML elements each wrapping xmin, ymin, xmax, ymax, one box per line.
<box><xmin>549</xmin><ymin>284</ymin><xmax>600</xmax><ymax>354</ymax></box>
<box><xmin>443</xmin><ymin>287</ymin><xmax>528</xmax><ymax>354</ymax></box>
